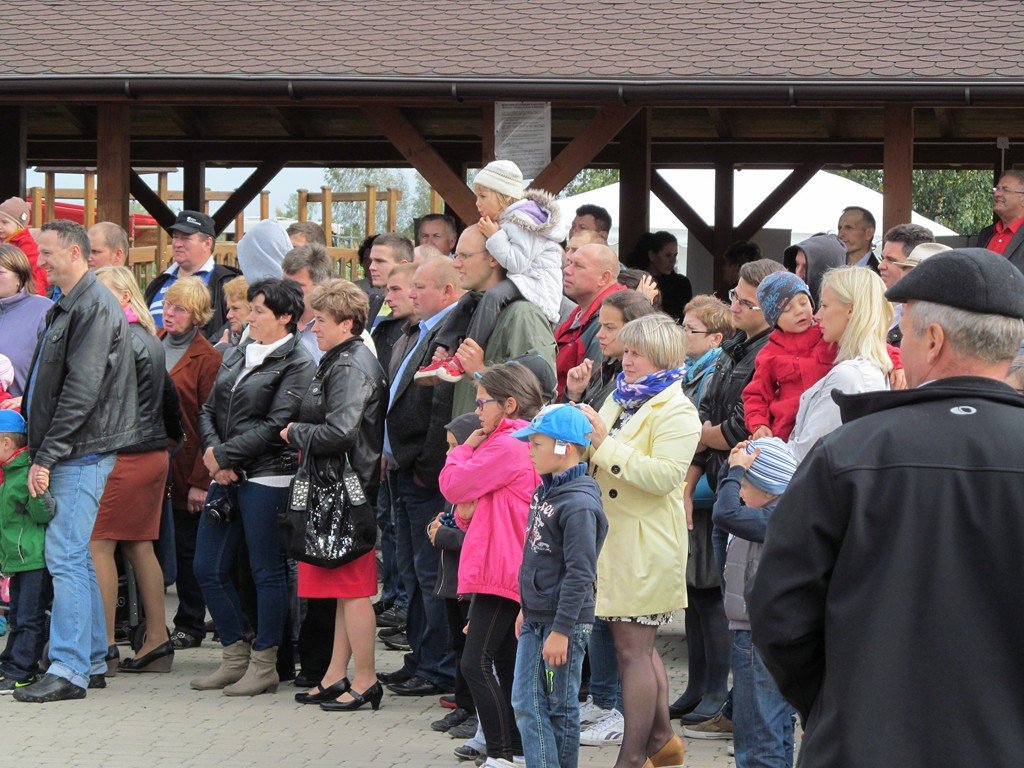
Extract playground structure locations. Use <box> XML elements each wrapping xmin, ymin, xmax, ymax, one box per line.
<box><xmin>25</xmin><ymin>167</ymin><xmax>446</xmax><ymax>285</ymax></box>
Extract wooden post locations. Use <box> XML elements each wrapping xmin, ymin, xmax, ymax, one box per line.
<box><xmin>0</xmin><ymin>106</ymin><xmax>26</xmax><ymax>200</ymax></box>
<box><xmin>183</xmin><ymin>160</ymin><xmax>205</xmax><ymax>212</ymax></box>
<box><xmin>44</xmin><ymin>172</ymin><xmax>56</xmax><ymax>223</ymax></box>
<box><xmin>365</xmin><ymin>184</ymin><xmax>377</xmax><ymax>235</ymax></box>
<box><xmin>883</xmin><ymin>104</ymin><xmax>914</xmax><ymax>233</ymax></box>
<box><xmin>235</xmin><ymin>212</ymin><xmax>245</xmax><ymax>240</ymax></box>
<box><xmin>157</xmin><ymin>172</ymin><xmax>169</xmax><ymax>268</ymax></box>
<box><xmin>430</xmin><ymin>188</ymin><xmax>445</xmax><ymax>214</ymax></box>
<box><xmin>260</xmin><ymin>191</ymin><xmax>270</xmax><ymax>220</ymax></box>
<box><xmin>712</xmin><ymin>162</ymin><xmax>735</xmax><ymax>298</ymax></box>
<box><xmin>321</xmin><ymin>185</ymin><xmax>333</xmax><ymax>242</ymax></box>
<box><xmin>96</xmin><ymin>104</ymin><xmax>131</xmax><ymax>227</ymax></box>
<box><xmin>482</xmin><ymin>104</ymin><xmax>496</xmax><ymax>164</ymax></box>
<box><xmin>617</xmin><ymin>108</ymin><xmax>651</xmax><ymax>256</ymax></box>
<box><xmin>202</xmin><ymin>189</ymin><xmax>211</xmax><ymax>216</ymax></box>
<box><xmin>297</xmin><ymin>189</ymin><xmax>309</xmax><ymax>221</ymax></box>
<box><xmin>84</xmin><ymin>172</ymin><xmax>96</xmax><ymax>227</ymax></box>
<box><xmin>28</xmin><ymin>187</ymin><xmax>43</xmax><ymax>228</ymax></box>
<box><xmin>386</xmin><ymin>187</ymin><xmax>400</xmax><ymax>232</ymax></box>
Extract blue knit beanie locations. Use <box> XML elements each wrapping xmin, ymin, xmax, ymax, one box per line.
<box><xmin>756</xmin><ymin>271</ymin><xmax>812</xmax><ymax>329</ymax></box>
<box><xmin>743</xmin><ymin>437</ymin><xmax>797</xmax><ymax>495</ymax></box>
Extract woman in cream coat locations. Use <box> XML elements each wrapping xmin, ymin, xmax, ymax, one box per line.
<box><xmin>580</xmin><ymin>313</ymin><xmax>701</xmax><ymax>768</ymax></box>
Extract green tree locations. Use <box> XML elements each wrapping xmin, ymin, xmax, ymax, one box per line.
<box><xmin>557</xmin><ymin>168</ymin><xmax>619</xmax><ymax>198</ymax></box>
<box><xmin>830</xmin><ymin>169</ymin><xmax>992</xmax><ymax>235</ymax></box>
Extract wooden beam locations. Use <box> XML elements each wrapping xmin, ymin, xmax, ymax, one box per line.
<box><xmin>269</xmin><ymin>107</ymin><xmax>306</xmax><ymax>138</ymax></box>
<box><xmin>618</xmin><ymin>108</ymin><xmax>651</xmax><ymax>255</ymax></box>
<box><xmin>712</xmin><ymin>162</ymin><xmax>735</xmax><ymax>298</ymax></box>
<box><xmin>821</xmin><ymin>108</ymin><xmax>845</xmax><ymax>140</ymax></box>
<box><xmin>129</xmin><ymin>170</ymin><xmax>177</xmax><ymax>230</ymax></box>
<box><xmin>734</xmin><ymin>163</ymin><xmax>822</xmax><ymax>242</ymax></box>
<box><xmin>168</xmin><ymin>107</ymin><xmax>204</xmax><ymax>138</ymax></box>
<box><xmin>59</xmin><ymin>105</ymin><xmax>97</xmax><ymax>138</ymax></box>
<box><xmin>361</xmin><ymin>105</ymin><xmax>478</xmax><ymax>223</ymax></box>
<box><xmin>211</xmin><ymin>159</ymin><xmax>286</xmax><ymax>234</ymax></box>
<box><xmin>0</xmin><ymin>106</ymin><xmax>26</xmax><ymax>199</ymax></box>
<box><xmin>44</xmin><ymin>173</ymin><xmax>56</xmax><ymax>222</ymax></box>
<box><xmin>481</xmin><ymin>104</ymin><xmax>495</xmax><ymax>164</ymax></box>
<box><xmin>365</xmin><ymin>184</ymin><xmax>377</xmax><ymax>235</ymax></box>
<box><xmin>96</xmin><ymin>104</ymin><xmax>131</xmax><ymax>227</ymax></box>
<box><xmin>183</xmin><ymin>160</ymin><xmax>205</xmax><ymax>212</ymax></box>
<box><xmin>84</xmin><ymin>172</ymin><xmax>96</xmax><ymax>226</ymax></box>
<box><xmin>707</xmin><ymin>108</ymin><xmax>733</xmax><ymax>139</ymax></box>
<box><xmin>532</xmin><ymin>105</ymin><xmax>641</xmax><ymax>194</ymax></box>
<box><xmin>883</xmin><ymin>104</ymin><xmax>914</xmax><ymax>232</ymax></box>
<box><xmin>934</xmin><ymin>107</ymin><xmax>957</xmax><ymax>140</ymax></box>
<box><xmin>650</xmin><ymin>173</ymin><xmax>713</xmax><ymax>253</ymax></box>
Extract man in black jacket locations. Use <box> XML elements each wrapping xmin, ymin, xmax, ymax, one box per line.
<box><xmin>977</xmin><ymin>169</ymin><xmax>1024</xmax><ymax>274</ymax></box>
<box><xmin>379</xmin><ymin>257</ymin><xmax>462</xmax><ymax>696</ymax></box>
<box><xmin>13</xmin><ymin>220</ymin><xmax>141</xmax><ymax>703</ymax></box>
<box><xmin>749</xmin><ymin>248</ymin><xmax>1024</xmax><ymax>767</ymax></box>
<box><xmin>144</xmin><ymin>210</ymin><xmax>240</xmax><ymax>340</ymax></box>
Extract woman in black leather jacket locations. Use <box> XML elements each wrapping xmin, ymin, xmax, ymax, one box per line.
<box><xmin>282</xmin><ymin>278</ymin><xmax>387</xmax><ymax>712</ymax></box>
<box><xmin>191</xmin><ymin>278</ymin><xmax>315</xmax><ymax>697</ymax></box>
<box><xmin>91</xmin><ymin>267</ymin><xmax>182</xmax><ymax>674</ymax></box>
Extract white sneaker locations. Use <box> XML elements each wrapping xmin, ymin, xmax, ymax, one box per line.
<box><xmin>483</xmin><ymin>759</ymin><xmax>517</xmax><ymax>767</ymax></box>
<box><xmin>727</xmin><ymin>743</ymin><xmax>735</xmax><ymax>756</ymax></box>
<box><xmin>579</xmin><ymin>709</ymin><xmax>624</xmax><ymax>746</ymax></box>
<box><xmin>578</xmin><ymin>695</ymin><xmax>614</xmax><ymax>727</ymax></box>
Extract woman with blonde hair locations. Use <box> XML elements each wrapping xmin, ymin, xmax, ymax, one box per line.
<box><xmin>787</xmin><ymin>265</ymin><xmax>893</xmax><ymax>462</ymax></box>
<box><xmin>159</xmin><ymin>276</ymin><xmax>222</xmax><ymax>650</ymax></box>
<box><xmin>91</xmin><ymin>266</ymin><xmax>181</xmax><ymax>673</ymax></box>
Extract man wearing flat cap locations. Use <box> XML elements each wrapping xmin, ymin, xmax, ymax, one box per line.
<box><xmin>143</xmin><ymin>210</ymin><xmax>240</xmax><ymax>339</ymax></box>
<box><xmin>748</xmin><ymin>248</ymin><xmax>1024</xmax><ymax>767</ymax></box>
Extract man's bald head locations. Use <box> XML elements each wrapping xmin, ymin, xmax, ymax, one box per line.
<box><xmin>88</xmin><ymin>221</ymin><xmax>129</xmax><ymax>269</ymax></box>
<box><xmin>563</xmin><ymin>243</ymin><xmax>620</xmax><ymax>307</ymax></box>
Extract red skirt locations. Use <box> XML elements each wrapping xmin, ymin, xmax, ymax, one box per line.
<box><xmin>298</xmin><ymin>549</ymin><xmax>377</xmax><ymax>599</ymax></box>
<box><xmin>92</xmin><ymin>450</ymin><xmax>169</xmax><ymax>541</ymax></box>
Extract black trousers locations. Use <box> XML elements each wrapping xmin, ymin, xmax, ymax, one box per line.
<box><xmin>298</xmin><ymin>598</ymin><xmax>336</xmax><ymax>681</ymax></box>
<box><xmin>445</xmin><ymin>596</ymin><xmax>474</xmax><ymax>714</ymax></box>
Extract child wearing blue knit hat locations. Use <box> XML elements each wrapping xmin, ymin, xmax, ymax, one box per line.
<box><xmin>699</xmin><ymin>436</ymin><xmax>797</xmax><ymax>761</ymax></box>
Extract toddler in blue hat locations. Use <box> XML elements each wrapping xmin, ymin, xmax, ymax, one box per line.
<box><xmin>510</xmin><ymin>405</ymin><xmax>609</xmax><ymax>768</ymax></box>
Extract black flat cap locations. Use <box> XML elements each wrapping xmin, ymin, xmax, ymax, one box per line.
<box><xmin>169</xmin><ymin>209</ymin><xmax>216</xmax><ymax>238</ymax></box>
<box><xmin>885</xmin><ymin>247</ymin><xmax>1024</xmax><ymax>320</ymax></box>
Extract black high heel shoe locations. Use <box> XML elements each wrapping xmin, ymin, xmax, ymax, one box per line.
<box><xmin>294</xmin><ymin>678</ymin><xmax>350</xmax><ymax>704</ymax></box>
<box><xmin>118</xmin><ymin>641</ymin><xmax>175</xmax><ymax>673</ymax></box>
<box><xmin>319</xmin><ymin>682</ymin><xmax>383</xmax><ymax>712</ymax></box>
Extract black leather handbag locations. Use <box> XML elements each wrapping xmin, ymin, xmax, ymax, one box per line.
<box><xmin>285</xmin><ymin>435</ymin><xmax>376</xmax><ymax>568</ymax></box>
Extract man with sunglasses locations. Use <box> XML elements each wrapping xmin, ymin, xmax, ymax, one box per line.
<box><xmin>978</xmin><ymin>170</ymin><xmax>1024</xmax><ymax>273</ymax></box>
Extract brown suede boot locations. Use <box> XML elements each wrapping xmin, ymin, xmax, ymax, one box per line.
<box><xmin>189</xmin><ymin>640</ymin><xmax>251</xmax><ymax>690</ymax></box>
<box><xmin>223</xmin><ymin>646</ymin><xmax>279</xmax><ymax>696</ymax></box>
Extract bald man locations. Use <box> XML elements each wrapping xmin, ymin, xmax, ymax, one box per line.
<box><xmin>87</xmin><ymin>222</ymin><xmax>129</xmax><ymax>269</ymax></box>
<box><xmin>554</xmin><ymin>243</ymin><xmax>625</xmax><ymax>396</ymax></box>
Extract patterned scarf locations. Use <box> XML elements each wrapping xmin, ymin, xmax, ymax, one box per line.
<box><xmin>612</xmin><ymin>366</ymin><xmax>685</xmax><ymax>415</ymax></box>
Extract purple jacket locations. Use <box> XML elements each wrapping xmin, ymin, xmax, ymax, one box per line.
<box><xmin>0</xmin><ymin>290</ymin><xmax>52</xmax><ymax>397</ymax></box>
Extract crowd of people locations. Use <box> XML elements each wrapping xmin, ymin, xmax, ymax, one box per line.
<box><xmin>1</xmin><ymin>163</ymin><xmax>1024</xmax><ymax>768</ymax></box>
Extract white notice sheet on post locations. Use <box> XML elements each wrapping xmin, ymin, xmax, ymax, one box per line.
<box><xmin>494</xmin><ymin>102</ymin><xmax>552</xmax><ymax>181</ymax></box>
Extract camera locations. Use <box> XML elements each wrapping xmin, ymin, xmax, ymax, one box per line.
<box><xmin>202</xmin><ymin>494</ymin><xmax>236</xmax><ymax>525</ymax></box>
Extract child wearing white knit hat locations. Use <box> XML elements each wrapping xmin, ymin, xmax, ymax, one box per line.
<box><xmin>415</xmin><ymin>160</ymin><xmax>567</xmax><ymax>384</ymax></box>
<box><xmin>0</xmin><ymin>354</ymin><xmax>14</xmax><ymax>406</ymax></box>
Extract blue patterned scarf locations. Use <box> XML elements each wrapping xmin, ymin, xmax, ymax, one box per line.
<box><xmin>612</xmin><ymin>366</ymin><xmax>686</xmax><ymax>415</ymax></box>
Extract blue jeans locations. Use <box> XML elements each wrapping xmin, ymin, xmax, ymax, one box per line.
<box><xmin>376</xmin><ymin>479</ymin><xmax>407</xmax><ymax>609</ymax></box>
<box><xmin>45</xmin><ymin>454</ymin><xmax>116</xmax><ymax>689</ymax></box>
<box><xmin>587</xmin><ymin>618</ymin><xmax>623</xmax><ymax>711</ymax></box>
<box><xmin>513</xmin><ymin>622</ymin><xmax>592</xmax><ymax>768</ymax></box>
<box><xmin>194</xmin><ymin>482</ymin><xmax>289</xmax><ymax>651</ymax></box>
<box><xmin>0</xmin><ymin>569</ymin><xmax>53</xmax><ymax>681</ymax></box>
<box><xmin>391</xmin><ymin>469</ymin><xmax>455</xmax><ymax>689</ymax></box>
<box><xmin>731</xmin><ymin>631</ymin><xmax>796</xmax><ymax>768</ymax></box>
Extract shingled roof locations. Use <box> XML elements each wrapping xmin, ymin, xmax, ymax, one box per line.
<box><xmin>3</xmin><ymin>0</ymin><xmax>1024</xmax><ymax>101</ymax></box>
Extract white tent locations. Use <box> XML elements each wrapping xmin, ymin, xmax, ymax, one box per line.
<box><xmin>559</xmin><ymin>169</ymin><xmax>958</xmax><ymax>272</ymax></box>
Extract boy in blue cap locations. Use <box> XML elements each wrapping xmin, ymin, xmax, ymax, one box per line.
<box><xmin>510</xmin><ymin>404</ymin><xmax>608</xmax><ymax>768</ymax></box>
<box><xmin>0</xmin><ymin>410</ymin><xmax>54</xmax><ymax>693</ymax></box>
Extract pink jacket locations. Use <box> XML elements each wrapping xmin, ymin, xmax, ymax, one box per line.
<box><xmin>439</xmin><ymin>418</ymin><xmax>539</xmax><ymax>602</ymax></box>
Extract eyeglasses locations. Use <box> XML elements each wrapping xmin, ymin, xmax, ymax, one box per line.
<box><xmin>879</xmin><ymin>254</ymin><xmax>914</xmax><ymax>268</ymax></box>
<box><xmin>728</xmin><ymin>288</ymin><xmax>760</xmax><ymax>312</ymax></box>
<box><xmin>992</xmin><ymin>186</ymin><xmax>1024</xmax><ymax>195</ymax></box>
<box><xmin>453</xmin><ymin>250</ymin><xmax>487</xmax><ymax>262</ymax></box>
<box><xmin>474</xmin><ymin>398</ymin><xmax>496</xmax><ymax>410</ymax></box>
<box><xmin>682</xmin><ymin>325</ymin><xmax>714</xmax><ymax>334</ymax></box>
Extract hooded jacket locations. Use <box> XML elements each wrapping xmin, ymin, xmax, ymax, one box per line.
<box><xmin>486</xmin><ymin>188</ymin><xmax>568</xmax><ymax>324</ymax></box>
<box><xmin>0</xmin><ymin>290</ymin><xmax>51</xmax><ymax>398</ymax></box>
<box><xmin>0</xmin><ymin>449</ymin><xmax>51</xmax><ymax>573</ymax></box>
<box><xmin>6</xmin><ymin>228</ymin><xmax>47</xmax><ymax>296</ymax></box>
<box><xmin>440</xmin><ymin>417</ymin><xmax>539</xmax><ymax>602</ymax></box>
<box><xmin>519</xmin><ymin>463</ymin><xmax>607</xmax><ymax>634</ymax></box>
<box><xmin>783</xmin><ymin>234</ymin><xmax>846</xmax><ymax>306</ymax></box>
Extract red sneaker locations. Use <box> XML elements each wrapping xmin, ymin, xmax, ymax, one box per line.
<box><xmin>435</xmin><ymin>356</ymin><xmax>466</xmax><ymax>383</ymax></box>
<box><xmin>413</xmin><ymin>357</ymin><xmax>449</xmax><ymax>383</ymax></box>
<box><xmin>439</xmin><ymin>694</ymin><xmax>457</xmax><ymax>709</ymax></box>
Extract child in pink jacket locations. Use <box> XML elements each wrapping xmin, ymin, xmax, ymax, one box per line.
<box><xmin>439</xmin><ymin>363</ymin><xmax>544</xmax><ymax>766</ymax></box>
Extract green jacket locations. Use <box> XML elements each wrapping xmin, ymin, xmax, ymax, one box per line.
<box><xmin>451</xmin><ymin>299</ymin><xmax>557</xmax><ymax>418</ymax></box>
<box><xmin>0</xmin><ymin>450</ymin><xmax>51</xmax><ymax>573</ymax></box>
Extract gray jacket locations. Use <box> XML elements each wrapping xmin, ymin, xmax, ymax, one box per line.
<box><xmin>25</xmin><ymin>270</ymin><xmax>142</xmax><ymax>468</ymax></box>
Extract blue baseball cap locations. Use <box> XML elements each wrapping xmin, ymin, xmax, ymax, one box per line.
<box><xmin>512</xmin><ymin>404</ymin><xmax>592</xmax><ymax>447</ymax></box>
<box><xmin>0</xmin><ymin>410</ymin><xmax>26</xmax><ymax>434</ymax></box>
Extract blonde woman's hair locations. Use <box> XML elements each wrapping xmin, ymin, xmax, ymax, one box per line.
<box><xmin>94</xmin><ymin>266</ymin><xmax>157</xmax><ymax>336</ymax></box>
<box><xmin>683</xmin><ymin>295</ymin><xmax>734</xmax><ymax>337</ymax></box>
<box><xmin>617</xmin><ymin>313</ymin><xmax>688</xmax><ymax>371</ymax></box>
<box><xmin>164</xmin><ymin>275</ymin><xmax>214</xmax><ymax>327</ymax></box>
<box><xmin>308</xmin><ymin>278</ymin><xmax>370</xmax><ymax>334</ymax></box>
<box><xmin>821</xmin><ymin>266</ymin><xmax>892</xmax><ymax>373</ymax></box>
<box><xmin>223</xmin><ymin>275</ymin><xmax>250</xmax><ymax>303</ymax></box>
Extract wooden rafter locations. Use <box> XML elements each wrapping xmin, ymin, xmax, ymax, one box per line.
<box><xmin>532</xmin><ymin>105</ymin><xmax>641</xmax><ymax>193</ymax></box>
<box><xmin>60</xmin><ymin>105</ymin><xmax>96</xmax><ymax>137</ymax></box>
<box><xmin>211</xmin><ymin>159</ymin><xmax>286</xmax><ymax>234</ymax></box>
<box><xmin>269</xmin><ymin>107</ymin><xmax>306</xmax><ymax>138</ymax></box>
<box><xmin>362</xmin><ymin>105</ymin><xmax>478</xmax><ymax>223</ymax></box>
<box><xmin>168</xmin><ymin>107</ymin><xmax>204</xmax><ymax>138</ymax></box>
<box><xmin>821</xmin><ymin>108</ymin><xmax>845</xmax><ymax>140</ymax></box>
<box><xmin>650</xmin><ymin>172</ymin><xmax>713</xmax><ymax>253</ymax></box>
<box><xmin>734</xmin><ymin>163</ymin><xmax>822</xmax><ymax>242</ymax></box>
<box><xmin>129</xmin><ymin>170</ymin><xmax>177</xmax><ymax>229</ymax></box>
<box><xmin>707</xmin><ymin>108</ymin><xmax>733</xmax><ymax>139</ymax></box>
<box><xmin>934</xmin><ymin>107</ymin><xmax>957</xmax><ymax>140</ymax></box>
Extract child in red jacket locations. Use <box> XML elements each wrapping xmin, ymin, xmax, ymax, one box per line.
<box><xmin>0</xmin><ymin>198</ymin><xmax>47</xmax><ymax>296</ymax></box>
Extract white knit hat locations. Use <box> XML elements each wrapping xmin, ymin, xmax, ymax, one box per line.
<box><xmin>0</xmin><ymin>353</ymin><xmax>13</xmax><ymax>392</ymax></box>
<box><xmin>472</xmin><ymin>161</ymin><xmax>524</xmax><ymax>200</ymax></box>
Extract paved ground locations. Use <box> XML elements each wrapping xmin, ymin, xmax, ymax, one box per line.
<box><xmin>2</xmin><ymin>596</ymin><xmax>743</xmax><ymax>768</ymax></box>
